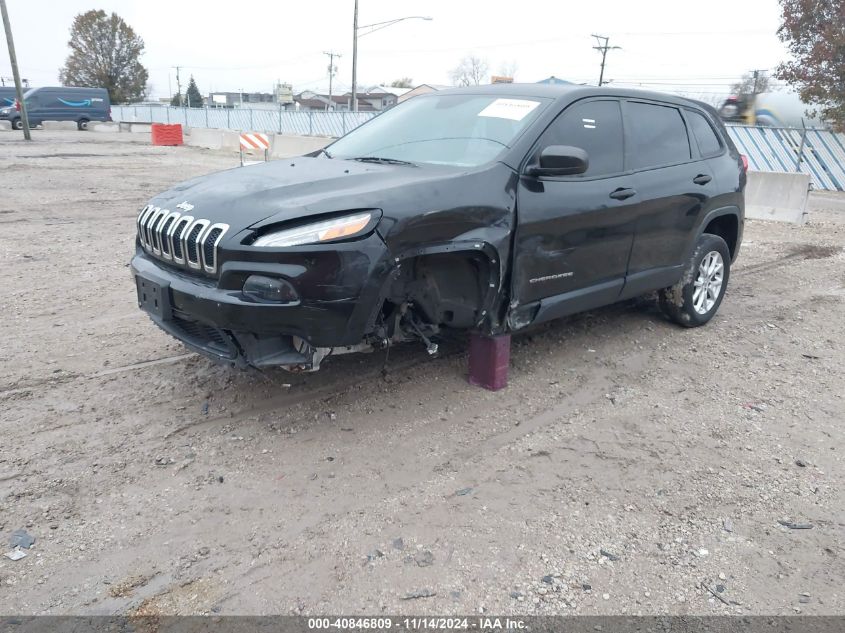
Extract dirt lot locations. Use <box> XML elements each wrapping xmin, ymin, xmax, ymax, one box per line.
<box><xmin>1</xmin><ymin>130</ymin><xmax>843</xmax><ymax>616</ymax></box>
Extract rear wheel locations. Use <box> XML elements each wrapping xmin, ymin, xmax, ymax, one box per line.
<box><xmin>659</xmin><ymin>233</ymin><xmax>730</xmax><ymax>327</ymax></box>
<box><xmin>77</xmin><ymin>118</ymin><xmax>90</xmax><ymax>131</ymax></box>
<box><xmin>12</xmin><ymin>118</ymin><xmax>23</xmax><ymax>130</ymax></box>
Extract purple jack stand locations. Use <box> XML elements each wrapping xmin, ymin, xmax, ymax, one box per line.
<box><xmin>468</xmin><ymin>333</ymin><xmax>511</xmax><ymax>391</ymax></box>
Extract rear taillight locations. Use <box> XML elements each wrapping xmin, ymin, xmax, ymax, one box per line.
<box><xmin>740</xmin><ymin>154</ymin><xmax>749</xmax><ymax>172</ymax></box>
<box><xmin>14</xmin><ymin>100</ymin><xmax>20</xmax><ymax>112</ymax></box>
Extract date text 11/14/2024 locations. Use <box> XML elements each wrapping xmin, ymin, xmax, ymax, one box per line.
<box><xmin>307</xmin><ymin>617</ymin><xmax>528</xmax><ymax>630</ymax></box>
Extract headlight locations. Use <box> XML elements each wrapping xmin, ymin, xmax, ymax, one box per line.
<box><xmin>253</xmin><ymin>212</ymin><xmax>374</xmax><ymax>248</ymax></box>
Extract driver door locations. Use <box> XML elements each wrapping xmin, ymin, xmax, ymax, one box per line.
<box><xmin>510</xmin><ymin>99</ymin><xmax>640</xmax><ymax>323</ymax></box>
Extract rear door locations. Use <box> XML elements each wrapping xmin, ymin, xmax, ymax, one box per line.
<box><xmin>623</xmin><ymin>100</ymin><xmax>718</xmax><ymax>283</ymax></box>
<box><xmin>511</xmin><ymin>98</ymin><xmax>639</xmax><ymax>318</ymax></box>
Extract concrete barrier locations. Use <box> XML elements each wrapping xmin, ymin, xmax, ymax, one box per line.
<box><xmin>129</xmin><ymin>123</ymin><xmax>153</xmax><ymax>134</ymax></box>
<box><xmin>185</xmin><ymin>128</ymin><xmax>240</xmax><ymax>151</ymax></box>
<box><xmin>745</xmin><ymin>170</ymin><xmax>811</xmax><ymax>225</ymax></box>
<box><xmin>271</xmin><ymin>134</ymin><xmax>334</xmax><ymax>158</ymax></box>
<box><xmin>42</xmin><ymin>121</ymin><xmax>78</xmax><ymax>131</ymax></box>
<box><xmin>0</xmin><ymin>121</ymin><xmax>10</xmax><ymax>131</ymax></box>
<box><xmin>89</xmin><ymin>121</ymin><xmax>119</xmax><ymax>133</ymax></box>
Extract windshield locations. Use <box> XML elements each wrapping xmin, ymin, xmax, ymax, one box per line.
<box><xmin>328</xmin><ymin>94</ymin><xmax>547</xmax><ymax>167</ymax></box>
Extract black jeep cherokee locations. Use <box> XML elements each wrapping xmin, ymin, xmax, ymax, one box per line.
<box><xmin>131</xmin><ymin>84</ymin><xmax>745</xmax><ymax>371</ymax></box>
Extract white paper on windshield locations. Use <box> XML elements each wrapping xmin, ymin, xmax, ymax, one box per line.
<box><xmin>478</xmin><ymin>98</ymin><xmax>540</xmax><ymax>121</ymax></box>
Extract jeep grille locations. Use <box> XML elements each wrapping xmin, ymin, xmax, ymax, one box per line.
<box><xmin>136</xmin><ymin>206</ymin><xmax>228</xmax><ymax>274</ymax></box>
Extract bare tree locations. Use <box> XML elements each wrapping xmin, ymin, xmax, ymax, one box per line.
<box><xmin>450</xmin><ymin>55</ymin><xmax>489</xmax><ymax>87</ymax></box>
<box><xmin>498</xmin><ymin>61</ymin><xmax>518</xmax><ymax>81</ymax></box>
<box><xmin>730</xmin><ymin>72</ymin><xmax>771</xmax><ymax>97</ymax></box>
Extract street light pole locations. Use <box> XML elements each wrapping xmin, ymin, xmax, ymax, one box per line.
<box><xmin>350</xmin><ymin>6</ymin><xmax>431</xmax><ymax>113</ymax></box>
<box><xmin>0</xmin><ymin>0</ymin><xmax>31</xmax><ymax>140</ymax></box>
<box><xmin>351</xmin><ymin>0</ymin><xmax>359</xmax><ymax>113</ymax></box>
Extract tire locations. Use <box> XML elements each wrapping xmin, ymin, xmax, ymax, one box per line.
<box><xmin>659</xmin><ymin>233</ymin><xmax>731</xmax><ymax>327</ymax></box>
<box><xmin>77</xmin><ymin>118</ymin><xmax>90</xmax><ymax>131</ymax></box>
<box><xmin>12</xmin><ymin>118</ymin><xmax>23</xmax><ymax>130</ymax></box>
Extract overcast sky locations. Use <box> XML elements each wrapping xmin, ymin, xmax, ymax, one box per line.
<box><xmin>1</xmin><ymin>0</ymin><xmax>789</xmax><ymax>102</ymax></box>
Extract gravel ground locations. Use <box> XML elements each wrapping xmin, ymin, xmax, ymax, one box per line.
<box><xmin>0</xmin><ymin>130</ymin><xmax>843</xmax><ymax>616</ymax></box>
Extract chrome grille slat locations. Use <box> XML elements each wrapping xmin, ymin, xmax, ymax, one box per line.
<box><xmin>137</xmin><ymin>208</ymin><xmax>227</xmax><ymax>274</ymax></box>
<box><xmin>201</xmin><ymin>223</ymin><xmax>229</xmax><ymax>274</ymax></box>
<box><xmin>146</xmin><ymin>208</ymin><xmax>166</xmax><ymax>255</ymax></box>
<box><xmin>169</xmin><ymin>216</ymin><xmax>191</xmax><ymax>264</ymax></box>
<box><xmin>138</xmin><ymin>206</ymin><xmax>156</xmax><ymax>249</ymax></box>
<box><xmin>157</xmin><ymin>212</ymin><xmax>180</xmax><ymax>260</ymax></box>
<box><xmin>184</xmin><ymin>219</ymin><xmax>210</xmax><ymax>270</ymax></box>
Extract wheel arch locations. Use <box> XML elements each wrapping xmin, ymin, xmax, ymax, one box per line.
<box><xmin>692</xmin><ymin>206</ymin><xmax>742</xmax><ymax>262</ymax></box>
<box><xmin>371</xmin><ymin>240</ymin><xmax>505</xmax><ymax>333</ymax></box>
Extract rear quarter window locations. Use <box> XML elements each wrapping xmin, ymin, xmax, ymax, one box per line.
<box><xmin>687</xmin><ymin>110</ymin><xmax>723</xmax><ymax>157</ymax></box>
<box><xmin>625</xmin><ymin>101</ymin><xmax>691</xmax><ymax>170</ymax></box>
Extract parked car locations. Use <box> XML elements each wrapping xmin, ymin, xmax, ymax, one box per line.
<box><xmin>132</xmin><ymin>84</ymin><xmax>746</xmax><ymax>371</ymax></box>
<box><xmin>0</xmin><ymin>86</ymin><xmax>110</xmax><ymax>130</ymax></box>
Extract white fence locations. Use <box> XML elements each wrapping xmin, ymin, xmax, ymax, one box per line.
<box><xmin>110</xmin><ymin>106</ymin><xmax>845</xmax><ymax>191</ymax></box>
<box><xmin>725</xmin><ymin>125</ymin><xmax>845</xmax><ymax>191</ymax></box>
<box><xmin>111</xmin><ymin>105</ymin><xmax>376</xmax><ymax>138</ymax></box>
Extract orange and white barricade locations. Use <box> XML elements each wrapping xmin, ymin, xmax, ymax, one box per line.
<box><xmin>239</xmin><ymin>132</ymin><xmax>271</xmax><ymax>166</ymax></box>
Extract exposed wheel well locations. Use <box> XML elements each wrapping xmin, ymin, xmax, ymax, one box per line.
<box><xmin>386</xmin><ymin>252</ymin><xmax>493</xmax><ymax>329</ymax></box>
<box><xmin>703</xmin><ymin>214</ymin><xmax>738</xmax><ymax>259</ymax></box>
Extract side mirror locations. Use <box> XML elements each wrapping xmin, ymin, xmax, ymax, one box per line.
<box><xmin>528</xmin><ymin>145</ymin><xmax>589</xmax><ymax>177</ymax></box>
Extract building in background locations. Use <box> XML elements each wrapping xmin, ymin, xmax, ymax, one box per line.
<box><xmin>207</xmin><ymin>91</ymin><xmax>283</xmax><ymax>108</ymax></box>
<box><xmin>293</xmin><ymin>85</ymin><xmax>408</xmax><ymax>112</ymax></box>
<box><xmin>536</xmin><ymin>76</ymin><xmax>573</xmax><ymax>85</ymax></box>
<box><xmin>398</xmin><ymin>84</ymin><xmax>451</xmax><ymax>103</ymax></box>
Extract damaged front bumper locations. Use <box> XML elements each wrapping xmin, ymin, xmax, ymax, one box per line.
<box><xmin>130</xmin><ymin>233</ymin><xmax>392</xmax><ymax>370</ymax></box>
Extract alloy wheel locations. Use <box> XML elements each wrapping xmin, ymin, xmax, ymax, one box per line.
<box><xmin>692</xmin><ymin>250</ymin><xmax>724</xmax><ymax>315</ymax></box>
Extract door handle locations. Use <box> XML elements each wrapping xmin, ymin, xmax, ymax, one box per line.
<box><xmin>609</xmin><ymin>187</ymin><xmax>637</xmax><ymax>200</ymax></box>
<box><xmin>693</xmin><ymin>174</ymin><xmax>712</xmax><ymax>185</ymax></box>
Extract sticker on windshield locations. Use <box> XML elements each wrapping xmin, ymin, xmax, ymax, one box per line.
<box><xmin>478</xmin><ymin>98</ymin><xmax>540</xmax><ymax>121</ymax></box>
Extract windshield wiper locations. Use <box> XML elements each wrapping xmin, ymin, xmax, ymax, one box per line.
<box><xmin>349</xmin><ymin>156</ymin><xmax>417</xmax><ymax>166</ymax></box>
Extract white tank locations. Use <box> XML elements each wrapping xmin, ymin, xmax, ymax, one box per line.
<box><xmin>752</xmin><ymin>91</ymin><xmax>826</xmax><ymax>128</ymax></box>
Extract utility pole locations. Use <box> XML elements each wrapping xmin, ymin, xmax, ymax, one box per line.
<box><xmin>173</xmin><ymin>66</ymin><xmax>182</xmax><ymax>106</ymax></box>
<box><xmin>1</xmin><ymin>0</ymin><xmax>31</xmax><ymax>140</ymax></box>
<box><xmin>324</xmin><ymin>51</ymin><xmax>342</xmax><ymax>111</ymax></box>
<box><xmin>591</xmin><ymin>34</ymin><xmax>621</xmax><ymax>87</ymax></box>
<box><xmin>750</xmin><ymin>69</ymin><xmax>767</xmax><ymax>96</ymax></box>
<box><xmin>351</xmin><ymin>0</ymin><xmax>359</xmax><ymax>112</ymax></box>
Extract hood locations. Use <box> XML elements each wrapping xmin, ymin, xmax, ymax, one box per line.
<box><xmin>147</xmin><ymin>157</ymin><xmax>456</xmax><ymax>230</ymax></box>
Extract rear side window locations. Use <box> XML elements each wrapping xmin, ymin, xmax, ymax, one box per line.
<box><xmin>625</xmin><ymin>102</ymin><xmax>691</xmax><ymax>170</ymax></box>
<box><xmin>687</xmin><ymin>110</ymin><xmax>722</xmax><ymax>157</ymax></box>
<box><xmin>539</xmin><ymin>100</ymin><xmax>624</xmax><ymax>177</ymax></box>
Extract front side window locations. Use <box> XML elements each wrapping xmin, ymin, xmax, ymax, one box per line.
<box><xmin>687</xmin><ymin>109</ymin><xmax>722</xmax><ymax>157</ymax></box>
<box><xmin>537</xmin><ymin>100</ymin><xmax>624</xmax><ymax>177</ymax></box>
<box><xmin>626</xmin><ymin>102</ymin><xmax>691</xmax><ymax>170</ymax></box>
<box><xmin>328</xmin><ymin>94</ymin><xmax>547</xmax><ymax>167</ymax></box>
